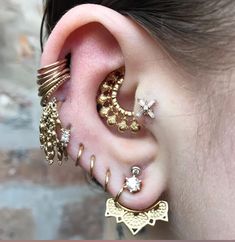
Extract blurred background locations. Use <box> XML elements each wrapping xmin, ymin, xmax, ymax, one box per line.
<box><xmin>0</xmin><ymin>0</ymin><xmax>105</xmax><ymax>239</ymax></box>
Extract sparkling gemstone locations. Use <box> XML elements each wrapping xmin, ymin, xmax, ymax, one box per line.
<box><xmin>61</xmin><ymin>129</ymin><xmax>70</xmax><ymax>145</ymax></box>
<box><xmin>125</xmin><ymin>176</ymin><xmax>141</xmax><ymax>193</ymax></box>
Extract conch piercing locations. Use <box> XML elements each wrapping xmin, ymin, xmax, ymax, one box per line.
<box><xmin>105</xmin><ymin>165</ymin><xmax>169</xmax><ymax>235</ymax></box>
<box><xmin>136</xmin><ymin>98</ymin><xmax>157</xmax><ymax>119</ymax></box>
<box><xmin>97</xmin><ymin>67</ymin><xmax>141</xmax><ymax>133</ymax></box>
<box><xmin>39</xmin><ymin>98</ymin><xmax>71</xmax><ymax>165</ymax></box>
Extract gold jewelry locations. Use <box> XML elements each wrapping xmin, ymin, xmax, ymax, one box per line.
<box><xmin>97</xmin><ymin>67</ymin><xmax>141</xmax><ymax>133</ymax></box>
<box><xmin>105</xmin><ymin>198</ymin><xmax>168</xmax><ymax>235</ymax></box>
<box><xmin>37</xmin><ymin>58</ymin><xmax>70</xmax><ymax>106</ymax></box>
<box><xmin>76</xmin><ymin>143</ymin><xmax>84</xmax><ymax>166</ymax></box>
<box><xmin>104</xmin><ymin>169</ymin><xmax>111</xmax><ymax>192</ymax></box>
<box><xmin>39</xmin><ymin>98</ymin><xmax>70</xmax><ymax>165</ymax></box>
<box><xmin>89</xmin><ymin>155</ymin><xmax>95</xmax><ymax>178</ymax></box>
<box><xmin>105</xmin><ymin>165</ymin><xmax>168</xmax><ymax>235</ymax></box>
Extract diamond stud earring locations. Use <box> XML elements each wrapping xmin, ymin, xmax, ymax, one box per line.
<box><xmin>125</xmin><ymin>166</ymin><xmax>142</xmax><ymax>193</ymax></box>
<box><xmin>136</xmin><ymin>98</ymin><xmax>157</xmax><ymax>119</ymax></box>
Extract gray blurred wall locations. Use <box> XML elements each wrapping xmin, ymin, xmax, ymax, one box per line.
<box><xmin>0</xmin><ymin>1</ymin><xmax>105</xmax><ymax>239</ymax></box>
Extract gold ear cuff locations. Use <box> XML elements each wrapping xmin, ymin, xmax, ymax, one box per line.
<box><xmin>37</xmin><ymin>58</ymin><xmax>70</xmax><ymax>106</ymax></box>
<box><xmin>97</xmin><ymin>67</ymin><xmax>141</xmax><ymax>133</ymax></box>
<box><xmin>37</xmin><ymin>58</ymin><xmax>71</xmax><ymax>165</ymax></box>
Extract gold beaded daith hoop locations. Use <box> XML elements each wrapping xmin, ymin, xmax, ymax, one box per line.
<box><xmin>97</xmin><ymin>67</ymin><xmax>141</xmax><ymax>133</ymax></box>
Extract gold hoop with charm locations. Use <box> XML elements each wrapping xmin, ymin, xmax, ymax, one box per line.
<box><xmin>105</xmin><ymin>166</ymin><xmax>169</xmax><ymax>235</ymax></box>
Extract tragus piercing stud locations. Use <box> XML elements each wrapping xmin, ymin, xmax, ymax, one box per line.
<box><xmin>136</xmin><ymin>98</ymin><xmax>157</xmax><ymax>119</ymax></box>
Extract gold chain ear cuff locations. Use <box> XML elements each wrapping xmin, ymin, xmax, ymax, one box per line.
<box><xmin>39</xmin><ymin>98</ymin><xmax>70</xmax><ymax>165</ymax></box>
<box><xmin>97</xmin><ymin>67</ymin><xmax>141</xmax><ymax>133</ymax></box>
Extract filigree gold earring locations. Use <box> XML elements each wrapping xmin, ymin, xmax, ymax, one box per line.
<box><xmin>97</xmin><ymin>67</ymin><xmax>141</xmax><ymax>133</ymax></box>
<box><xmin>105</xmin><ymin>166</ymin><xmax>169</xmax><ymax>235</ymax></box>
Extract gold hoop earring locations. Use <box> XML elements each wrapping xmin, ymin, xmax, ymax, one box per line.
<box><xmin>89</xmin><ymin>155</ymin><xmax>95</xmax><ymax>178</ymax></box>
<box><xmin>97</xmin><ymin>67</ymin><xmax>141</xmax><ymax>133</ymax></box>
<box><xmin>105</xmin><ymin>166</ymin><xmax>168</xmax><ymax>235</ymax></box>
<box><xmin>76</xmin><ymin>143</ymin><xmax>84</xmax><ymax>166</ymax></box>
<box><xmin>104</xmin><ymin>169</ymin><xmax>111</xmax><ymax>192</ymax></box>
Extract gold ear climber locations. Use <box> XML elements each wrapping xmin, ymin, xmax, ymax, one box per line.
<box><xmin>97</xmin><ymin>67</ymin><xmax>141</xmax><ymax>133</ymax></box>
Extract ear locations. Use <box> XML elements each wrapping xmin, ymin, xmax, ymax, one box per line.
<box><xmin>40</xmin><ymin>4</ymin><xmax>168</xmax><ymax>210</ymax></box>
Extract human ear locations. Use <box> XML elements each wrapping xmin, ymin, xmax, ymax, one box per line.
<box><xmin>40</xmin><ymin>4</ymin><xmax>168</xmax><ymax>210</ymax></box>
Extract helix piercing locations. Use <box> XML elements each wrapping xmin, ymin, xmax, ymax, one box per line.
<box><xmin>89</xmin><ymin>155</ymin><xmax>96</xmax><ymax>178</ymax></box>
<box><xmin>76</xmin><ymin>143</ymin><xmax>84</xmax><ymax>166</ymax></box>
<box><xmin>104</xmin><ymin>169</ymin><xmax>111</xmax><ymax>192</ymax></box>
<box><xmin>37</xmin><ymin>58</ymin><xmax>70</xmax><ymax>106</ymax></box>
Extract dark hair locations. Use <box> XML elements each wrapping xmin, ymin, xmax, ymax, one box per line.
<box><xmin>41</xmin><ymin>0</ymin><xmax>235</xmax><ymax>71</ymax></box>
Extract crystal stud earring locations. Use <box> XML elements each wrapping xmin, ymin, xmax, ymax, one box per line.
<box><xmin>125</xmin><ymin>166</ymin><xmax>142</xmax><ymax>193</ymax></box>
<box><xmin>136</xmin><ymin>98</ymin><xmax>157</xmax><ymax>119</ymax></box>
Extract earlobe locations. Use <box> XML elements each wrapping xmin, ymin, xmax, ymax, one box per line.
<box><xmin>39</xmin><ymin>3</ymin><xmax>169</xmax><ymax>230</ymax></box>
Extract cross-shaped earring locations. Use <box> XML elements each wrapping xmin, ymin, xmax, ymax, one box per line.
<box><xmin>136</xmin><ymin>98</ymin><xmax>157</xmax><ymax>119</ymax></box>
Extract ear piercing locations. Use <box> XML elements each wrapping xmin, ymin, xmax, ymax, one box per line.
<box><xmin>76</xmin><ymin>143</ymin><xmax>84</xmax><ymax>166</ymax></box>
<box><xmin>38</xmin><ymin>58</ymin><xmax>71</xmax><ymax>164</ymax></box>
<box><xmin>37</xmin><ymin>59</ymin><xmax>168</xmax><ymax>236</ymax></box>
<box><xmin>39</xmin><ymin>98</ymin><xmax>71</xmax><ymax>165</ymax></box>
<box><xmin>106</xmin><ymin>165</ymin><xmax>169</xmax><ymax>235</ymax></box>
<box><xmin>37</xmin><ymin>58</ymin><xmax>70</xmax><ymax>106</ymax></box>
<box><xmin>97</xmin><ymin>67</ymin><xmax>141</xmax><ymax>134</ymax></box>
<box><xmin>105</xmin><ymin>198</ymin><xmax>168</xmax><ymax>235</ymax></box>
<box><xmin>136</xmin><ymin>98</ymin><xmax>157</xmax><ymax>119</ymax></box>
<box><xmin>89</xmin><ymin>155</ymin><xmax>95</xmax><ymax>178</ymax></box>
<box><xmin>104</xmin><ymin>169</ymin><xmax>111</xmax><ymax>192</ymax></box>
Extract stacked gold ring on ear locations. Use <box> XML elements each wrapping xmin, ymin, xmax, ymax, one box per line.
<box><xmin>37</xmin><ymin>58</ymin><xmax>70</xmax><ymax>106</ymax></box>
<box><xmin>37</xmin><ymin>58</ymin><xmax>71</xmax><ymax>165</ymax></box>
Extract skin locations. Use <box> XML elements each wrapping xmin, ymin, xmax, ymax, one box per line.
<box><xmin>41</xmin><ymin>4</ymin><xmax>235</xmax><ymax>239</ymax></box>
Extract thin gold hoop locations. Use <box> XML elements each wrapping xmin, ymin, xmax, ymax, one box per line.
<box><xmin>114</xmin><ymin>185</ymin><xmax>125</xmax><ymax>203</ymax></box>
<box><xmin>90</xmin><ymin>155</ymin><xmax>95</xmax><ymax>178</ymax></box>
<box><xmin>104</xmin><ymin>169</ymin><xmax>111</xmax><ymax>192</ymax></box>
<box><xmin>76</xmin><ymin>143</ymin><xmax>84</xmax><ymax>166</ymax></box>
<box><xmin>37</xmin><ymin>58</ymin><xmax>70</xmax><ymax>106</ymax></box>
